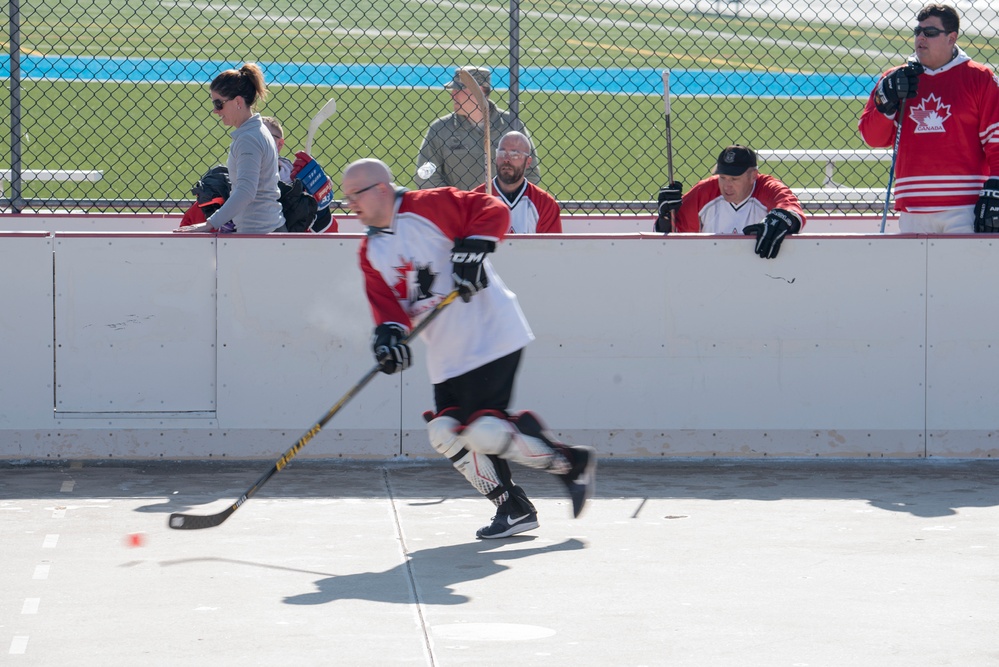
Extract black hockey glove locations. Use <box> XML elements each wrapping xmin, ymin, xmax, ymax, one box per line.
<box><xmin>372</xmin><ymin>323</ymin><xmax>412</xmax><ymax>375</ymax></box>
<box><xmin>874</xmin><ymin>60</ymin><xmax>923</xmax><ymax>116</ymax></box>
<box><xmin>451</xmin><ymin>238</ymin><xmax>496</xmax><ymax>303</ymax></box>
<box><xmin>743</xmin><ymin>209</ymin><xmax>801</xmax><ymax>259</ymax></box>
<box><xmin>654</xmin><ymin>181</ymin><xmax>683</xmax><ymax>234</ymax></box>
<box><xmin>974</xmin><ymin>178</ymin><xmax>999</xmax><ymax>233</ymax></box>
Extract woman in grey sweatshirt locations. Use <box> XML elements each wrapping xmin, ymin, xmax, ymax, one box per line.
<box><xmin>177</xmin><ymin>62</ymin><xmax>286</xmax><ymax>234</ymax></box>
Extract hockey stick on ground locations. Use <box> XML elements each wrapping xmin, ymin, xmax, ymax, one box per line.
<box><xmin>304</xmin><ymin>97</ymin><xmax>337</xmax><ymax>156</ymax></box>
<box><xmin>662</xmin><ymin>70</ymin><xmax>675</xmax><ymax>233</ymax></box>
<box><xmin>458</xmin><ymin>68</ymin><xmax>491</xmax><ymax>194</ymax></box>
<box><xmin>168</xmin><ymin>290</ymin><xmax>461</xmax><ymax>531</ymax></box>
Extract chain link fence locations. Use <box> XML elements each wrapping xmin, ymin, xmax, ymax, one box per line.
<box><xmin>3</xmin><ymin>0</ymin><xmax>997</xmax><ymax>214</ymax></box>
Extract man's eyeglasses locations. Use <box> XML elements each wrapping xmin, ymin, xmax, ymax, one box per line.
<box><xmin>913</xmin><ymin>26</ymin><xmax>949</xmax><ymax>37</ymax></box>
<box><xmin>496</xmin><ymin>149</ymin><xmax>530</xmax><ymax>160</ymax></box>
<box><xmin>212</xmin><ymin>97</ymin><xmax>231</xmax><ymax>111</ymax></box>
<box><xmin>343</xmin><ymin>182</ymin><xmax>380</xmax><ymax>203</ymax></box>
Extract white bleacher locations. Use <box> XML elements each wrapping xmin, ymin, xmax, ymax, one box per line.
<box><xmin>1</xmin><ymin>168</ymin><xmax>104</xmax><ymax>198</ymax></box>
<box><xmin>1</xmin><ymin>168</ymin><xmax>104</xmax><ymax>183</ymax></box>
<box><xmin>757</xmin><ymin>149</ymin><xmax>890</xmax><ymax>205</ymax></box>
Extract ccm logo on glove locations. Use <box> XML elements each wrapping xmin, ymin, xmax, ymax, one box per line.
<box><xmin>451</xmin><ymin>238</ymin><xmax>496</xmax><ymax>302</ymax></box>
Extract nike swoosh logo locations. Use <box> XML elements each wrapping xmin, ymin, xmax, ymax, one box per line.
<box><xmin>507</xmin><ymin>513</ymin><xmax>532</xmax><ymax>525</ymax></box>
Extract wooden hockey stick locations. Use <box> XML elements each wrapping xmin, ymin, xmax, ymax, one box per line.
<box><xmin>458</xmin><ymin>68</ymin><xmax>492</xmax><ymax>194</ymax></box>
<box><xmin>168</xmin><ymin>290</ymin><xmax>461</xmax><ymax>531</ymax></box>
<box><xmin>305</xmin><ymin>97</ymin><xmax>337</xmax><ymax>156</ymax></box>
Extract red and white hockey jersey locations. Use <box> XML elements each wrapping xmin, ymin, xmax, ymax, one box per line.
<box><xmin>360</xmin><ymin>187</ymin><xmax>534</xmax><ymax>384</ymax></box>
<box><xmin>673</xmin><ymin>174</ymin><xmax>806</xmax><ymax>233</ymax></box>
<box><xmin>858</xmin><ymin>50</ymin><xmax>999</xmax><ymax>212</ymax></box>
<box><xmin>473</xmin><ymin>180</ymin><xmax>562</xmax><ymax>233</ymax></box>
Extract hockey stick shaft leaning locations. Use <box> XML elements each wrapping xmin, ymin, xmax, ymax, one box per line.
<box><xmin>880</xmin><ymin>107</ymin><xmax>904</xmax><ymax>234</ymax></box>
<box><xmin>663</xmin><ymin>70</ymin><xmax>674</xmax><ymax>185</ymax></box>
<box><xmin>458</xmin><ymin>68</ymin><xmax>492</xmax><ymax>195</ymax></box>
<box><xmin>167</xmin><ymin>290</ymin><xmax>461</xmax><ymax>531</ymax></box>
<box><xmin>305</xmin><ymin>97</ymin><xmax>337</xmax><ymax>156</ymax></box>
<box><xmin>662</xmin><ymin>70</ymin><xmax>675</xmax><ymax>233</ymax></box>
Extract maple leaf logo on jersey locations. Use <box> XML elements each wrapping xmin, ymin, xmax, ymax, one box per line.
<box><xmin>908</xmin><ymin>94</ymin><xmax>951</xmax><ymax>134</ymax></box>
<box><xmin>391</xmin><ymin>258</ymin><xmax>437</xmax><ymax>304</ymax></box>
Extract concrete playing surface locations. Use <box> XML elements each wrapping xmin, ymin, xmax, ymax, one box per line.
<box><xmin>3</xmin><ymin>458</ymin><xmax>998</xmax><ymax>666</ymax></box>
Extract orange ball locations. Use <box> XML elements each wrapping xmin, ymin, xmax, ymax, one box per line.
<box><xmin>126</xmin><ymin>533</ymin><xmax>145</xmax><ymax>548</ymax></box>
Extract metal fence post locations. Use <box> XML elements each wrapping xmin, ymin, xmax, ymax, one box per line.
<box><xmin>508</xmin><ymin>0</ymin><xmax>520</xmax><ymax>121</ymax></box>
<box><xmin>8</xmin><ymin>0</ymin><xmax>22</xmax><ymax>213</ymax></box>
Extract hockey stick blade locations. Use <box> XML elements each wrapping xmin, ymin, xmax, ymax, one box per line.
<box><xmin>169</xmin><ymin>505</ymin><xmax>235</xmax><ymax>530</ymax></box>
<box><xmin>305</xmin><ymin>97</ymin><xmax>337</xmax><ymax>156</ymax></box>
<box><xmin>167</xmin><ymin>290</ymin><xmax>460</xmax><ymax>531</ymax></box>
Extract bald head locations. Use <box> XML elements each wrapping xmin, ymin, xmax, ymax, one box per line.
<box><xmin>498</xmin><ymin>131</ymin><xmax>531</xmax><ymax>154</ymax></box>
<box><xmin>495</xmin><ymin>132</ymin><xmax>533</xmax><ymax>190</ymax></box>
<box><xmin>343</xmin><ymin>158</ymin><xmax>393</xmax><ymax>185</ymax></box>
<box><xmin>341</xmin><ymin>158</ymin><xmax>396</xmax><ymax>228</ymax></box>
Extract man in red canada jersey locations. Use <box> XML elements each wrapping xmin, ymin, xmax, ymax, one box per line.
<box><xmin>858</xmin><ymin>4</ymin><xmax>999</xmax><ymax>233</ymax></box>
<box><xmin>342</xmin><ymin>158</ymin><xmax>595</xmax><ymax>540</ymax></box>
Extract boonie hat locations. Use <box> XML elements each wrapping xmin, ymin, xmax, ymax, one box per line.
<box><xmin>445</xmin><ymin>66</ymin><xmax>491</xmax><ymax>91</ymax></box>
<box><xmin>715</xmin><ymin>145</ymin><xmax>757</xmax><ymax>176</ymax></box>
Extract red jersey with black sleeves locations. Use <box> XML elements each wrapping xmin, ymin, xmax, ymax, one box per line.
<box><xmin>673</xmin><ymin>174</ymin><xmax>806</xmax><ymax>233</ymax></box>
<box><xmin>858</xmin><ymin>51</ymin><xmax>999</xmax><ymax>212</ymax></box>
<box><xmin>359</xmin><ymin>187</ymin><xmax>534</xmax><ymax>384</ymax></box>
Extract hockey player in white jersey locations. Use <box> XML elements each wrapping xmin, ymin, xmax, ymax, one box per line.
<box><xmin>343</xmin><ymin>158</ymin><xmax>595</xmax><ymax>539</ymax></box>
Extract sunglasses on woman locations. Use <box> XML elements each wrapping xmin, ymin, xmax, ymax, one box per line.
<box><xmin>212</xmin><ymin>97</ymin><xmax>231</xmax><ymax>111</ymax></box>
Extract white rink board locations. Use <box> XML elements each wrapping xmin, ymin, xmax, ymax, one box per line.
<box><xmin>491</xmin><ymin>235</ymin><xmax>928</xmax><ymax>456</ymax></box>
<box><xmin>0</xmin><ymin>234</ymin><xmax>53</xmax><ymax>428</ymax></box>
<box><xmin>53</xmin><ymin>234</ymin><xmax>217</xmax><ymax>414</ymax></box>
<box><xmin>214</xmin><ymin>235</ymin><xmax>405</xmax><ymax>456</ymax></box>
<box><xmin>2</xmin><ymin>229</ymin><xmax>999</xmax><ymax>458</ymax></box>
<box><xmin>925</xmin><ymin>238</ymin><xmax>999</xmax><ymax>455</ymax></box>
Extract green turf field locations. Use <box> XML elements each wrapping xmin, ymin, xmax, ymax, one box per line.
<box><xmin>5</xmin><ymin>0</ymin><xmax>997</xmax><ymax>210</ymax></box>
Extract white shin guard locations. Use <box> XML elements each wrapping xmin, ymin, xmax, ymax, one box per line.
<box><xmin>427</xmin><ymin>415</ymin><xmax>506</xmax><ymax>505</ymax></box>
<box><xmin>460</xmin><ymin>414</ymin><xmax>561</xmax><ymax>472</ymax></box>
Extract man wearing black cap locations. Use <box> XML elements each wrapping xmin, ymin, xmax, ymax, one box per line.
<box><xmin>415</xmin><ymin>66</ymin><xmax>541</xmax><ymax>192</ymax></box>
<box><xmin>656</xmin><ymin>145</ymin><xmax>806</xmax><ymax>259</ymax></box>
